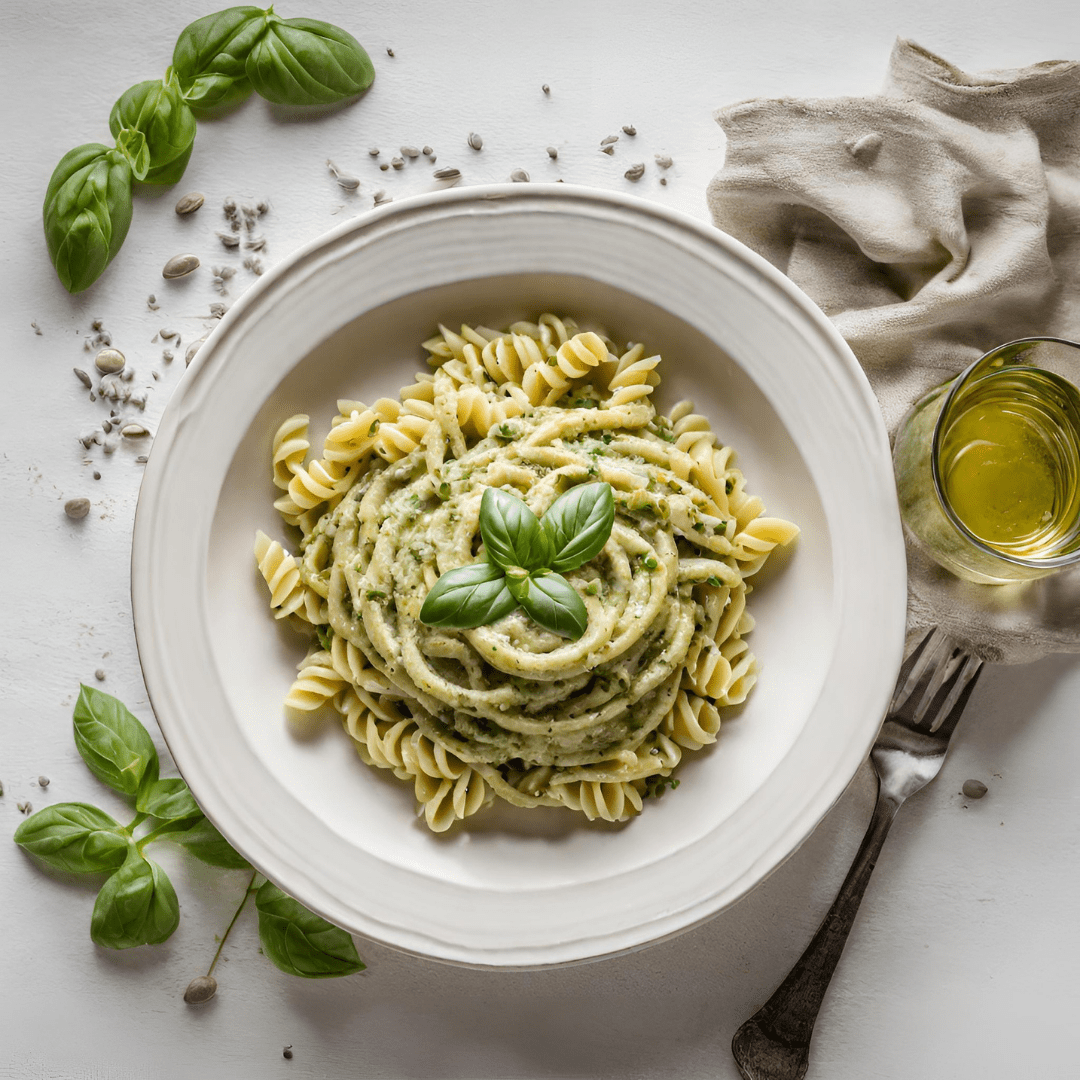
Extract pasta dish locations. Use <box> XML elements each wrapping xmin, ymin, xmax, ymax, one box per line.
<box><xmin>255</xmin><ymin>314</ymin><xmax>797</xmax><ymax>830</ymax></box>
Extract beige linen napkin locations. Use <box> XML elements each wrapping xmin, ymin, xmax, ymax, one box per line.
<box><xmin>707</xmin><ymin>38</ymin><xmax>1080</xmax><ymax>663</ymax></box>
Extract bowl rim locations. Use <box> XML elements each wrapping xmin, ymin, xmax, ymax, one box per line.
<box><xmin>132</xmin><ymin>182</ymin><xmax>908</xmax><ymax>967</ymax></box>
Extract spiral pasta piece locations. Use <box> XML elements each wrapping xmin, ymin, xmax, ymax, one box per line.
<box><xmin>253</xmin><ymin>531</ymin><xmax>304</xmax><ymax>618</ymax></box>
<box><xmin>284</xmin><ymin>650</ymin><xmax>347</xmax><ymax>712</ymax></box>
<box><xmin>272</xmin><ymin>415</ymin><xmax>309</xmax><ymax>490</ymax></box>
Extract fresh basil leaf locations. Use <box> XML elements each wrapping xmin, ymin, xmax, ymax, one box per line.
<box><xmin>168</xmin><ymin>815</ymin><xmax>251</xmax><ymax>869</ymax></box>
<box><xmin>542</xmin><ymin>482</ymin><xmax>616</xmax><ymax>572</ymax></box>
<box><xmin>419</xmin><ymin>561</ymin><xmax>517</xmax><ymax>629</ymax></box>
<box><xmin>479</xmin><ymin>488</ymin><xmax>553</xmax><ymax>572</ymax></box>
<box><xmin>256</xmin><ymin>880</ymin><xmax>365</xmax><ymax>978</ymax></box>
<box><xmin>108</xmin><ymin>71</ymin><xmax>197</xmax><ymax>185</ymax></box>
<box><xmin>42</xmin><ymin>143</ymin><xmax>133</xmax><ymax>293</ymax></box>
<box><xmin>90</xmin><ymin>850</ymin><xmax>180</xmax><ymax>949</ymax></box>
<box><xmin>136</xmin><ymin>778</ymin><xmax>200</xmax><ymax>821</ymax></box>
<box><xmin>14</xmin><ymin>802</ymin><xmax>130</xmax><ymax>874</ymax></box>
<box><xmin>515</xmin><ymin>571</ymin><xmax>588</xmax><ymax>639</ymax></box>
<box><xmin>173</xmin><ymin>6</ymin><xmax>267</xmax><ymax>110</ymax></box>
<box><xmin>245</xmin><ymin>14</ymin><xmax>375</xmax><ymax>107</ymax></box>
<box><xmin>72</xmin><ymin>684</ymin><xmax>159</xmax><ymax>797</ymax></box>
<box><xmin>114</xmin><ymin>127</ymin><xmax>150</xmax><ymax>181</ymax></box>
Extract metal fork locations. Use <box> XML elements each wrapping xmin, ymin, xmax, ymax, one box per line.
<box><xmin>731</xmin><ymin>628</ymin><xmax>984</xmax><ymax>1080</ymax></box>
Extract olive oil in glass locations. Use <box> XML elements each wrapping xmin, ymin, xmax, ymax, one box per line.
<box><xmin>937</xmin><ymin>367</ymin><xmax>1080</xmax><ymax>558</ymax></box>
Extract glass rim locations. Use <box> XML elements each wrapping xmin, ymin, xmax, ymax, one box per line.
<box><xmin>930</xmin><ymin>335</ymin><xmax>1080</xmax><ymax>570</ymax></box>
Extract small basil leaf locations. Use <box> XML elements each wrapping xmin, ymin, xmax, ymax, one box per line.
<box><xmin>542</xmin><ymin>482</ymin><xmax>616</xmax><ymax>572</ymax></box>
<box><xmin>14</xmin><ymin>802</ymin><xmax>130</xmax><ymax>874</ymax></box>
<box><xmin>173</xmin><ymin>6</ymin><xmax>266</xmax><ymax>109</ymax></box>
<box><xmin>245</xmin><ymin>14</ymin><xmax>375</xmax><ymax>107</ymax></box>
<box><xmin>72</xmin><ymin>684</ymin><xmax>159</xmax><ymax>797</ymax></box>
<box><xmin>108</xmin><ymin>72</ymin><xmax>197</xmax><ymax>185</ymax></box>
<box><xmin>479</xmin><ymin>488</ymin><xmax>553</xmax><ymax>572</ymax></box>
<box><xmin>90</xmin><ymin>850</ymin><xmax>180</xmax><ymax>949</ymax></box>
<box><xmin>515</xmin><ymin>572</ymin><xmax>588</xmax><ymax>639</ymax></box>
<box><xmin>256</xmin><ymin>880</ymin><xmax>365</xmax><ymax>978</ymax></box>
<box><xmin>168</xmin><ymin>815</ymin><xmax>251</xmax><ymax>869</ymax></box>
<box><xmin>114</xmin><ymin>127</ymin><xmax>150</xmax><ymax>181</ymax></box>
<box><xmin>136</xmin><ymin>778</ymin><xmax>200</xmax><ymax>821</ymax></box>
<box><xmin>42</xmin><ymin>144</ymin><xmax>133</xmax><ymax>293</ymax></box>
<box><xmin>419</xmin><ymin>561</ymin><xmax>518</xmax><ymax>629</ymax></box>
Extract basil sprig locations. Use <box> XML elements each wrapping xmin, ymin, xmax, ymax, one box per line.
<box><xmin>44</xmin><ymin>5</ymin><xmax>375</xmax><ymax>293</ymax></box>
<box><xmin>14</xmin><ymin>685</ymin><xmax>364</xmax><ymax>983</ymax></box>
<box><xmin>420</xmin><ymin>482</ymin><xmax>615</xmax><ymax>639</ymax></box>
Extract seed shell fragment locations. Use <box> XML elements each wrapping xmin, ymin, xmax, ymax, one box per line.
<box><xmin>94</xmin><ymin>348</ymin><xmax>126</xmax><ymax>375</ymax></box>
<box><xmin>163</xmin><ymin>254</ymin><xmax>200</xmax><ymax>279</ymax></box>
<box><xmin>624</xmin><ymin>163</ymin><xmax>645</xmax><ymax>181</ymax></box>
<box><xmin>467</xmin><ymin>132</ymin><xmax>483</xmax><ymax>150</ymax></box>
<box><xmin>175</xmin><ymin>192</ymin><xmax>205</xmax><ymax>215</ymax></box>
<box><xmin>510</xmin><ymin>168</ymin><xmax>530</xmax><ymax>182</ymax></box>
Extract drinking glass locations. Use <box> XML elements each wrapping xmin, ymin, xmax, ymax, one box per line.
<box><xmin>893</xmin><ymin>337</ymin><xmax>1080</xmax><ymax>584</ymax></box>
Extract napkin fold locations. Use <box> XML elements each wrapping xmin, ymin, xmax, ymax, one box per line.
<box><xmin>707</xmin><ymin>38</ymin><xmax>1080</xmax><ymax>664</ymax></box>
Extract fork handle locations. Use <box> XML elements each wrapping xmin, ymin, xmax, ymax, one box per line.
<box><xmin>731</xmin><ymin>784</ymin><xmax>900</xmax><ymax>1080</ymax></box>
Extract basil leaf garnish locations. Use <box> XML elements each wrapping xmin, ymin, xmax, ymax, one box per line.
<box><xmin>255</xmin><ymin>881</ymin><xmax>365</xmax><ymax>978</ymax></box>
<box><xmin>514</xmin><ymin>571</ymin><xmax>588</xmax><ymax>639</ymax></box>
<box><xmin>108</xmin><ymin>71</ymin><xmax>197</xmax><ymax>186</ymax></box>
<box><xmin>14</xmin><ymin>803</ymin><xmax>130</xmax><ymax>874</ymax></box>
<box><xmin>168</xmin><ymin>815</ymin><xmax>251</xmax><ymax>869</ymax></box>
<box><xmin>479</xmin><ymin>488</ymin><xmax>553</xmax><ymax>572</ymax></box>
<box><xmin>114</xmin><ymin>128</ymin><xmax>151</xmax><ymax>181</ymax></box>
<box><xmin>136</xmin><ymin>777</ymin><xmax>201</xmax><ymax>821</ymax></box>
<box><xmin>42</xmin><ymin>144</ymin><xmax>133</xmax><ymax>294</ymax></box>
<box><xmin>90</xmin><ymin>850</ymin><xmax>180</xmax><ymax>950</ymax></box>
<box><xmin>419</xmin><ymin>561</ymin><xmax>518</xmax><ymax>629</ymax></box>
<box><xmin>542</xmin><ymin>482</ymin><xmax>616</xmax><ymax>572</ymax></box>
<box><xmin>173</xmin><ymin>5</ymin><xmax>266</xmax><ymax>110</ymax></box>
<box><xmin>245</xmin><ymin>14</ymin><xmax>375</xmax><ymax>107</ymax></box>
<box><xmin>72</xmin><ymin>685</ymin><xmax>159</xmax><ymax>797</ymax></box>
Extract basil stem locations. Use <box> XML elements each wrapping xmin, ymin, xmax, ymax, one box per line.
<box><xmin>245</xmin><ymin>12</ymin><xmax>375</xmax><ymax>107</ymax></box>
<box><xmin>108</xmin><ymin>70</ymin><xmax>197</xmax><ymax>185</ymax></box>
<box><xmin>14</xmin><ymin>803</ymin><xmax>131</xmax><ymax>874</ymax></box>
<box><xmin>172</xmin><ymin>5</ymin><xmax>266</xmax><ymax>110</ymax></box>
<box><xmin>42</xmin><ymin>144</ymin><xmax>133</xmax><ymax>294</ymax></box>
<box><xmin>255</xmin><ymin>880</ymin><xmax>365</xmax><ymax>978</ymax></box>
<box><xmin>90</xmin><ymin>849</ymin><xmax>180</xmax><ymax>950</ymax></box>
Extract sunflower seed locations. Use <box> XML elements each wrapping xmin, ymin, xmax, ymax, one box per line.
<box><xmin>546</xmin><ymin>146</ymin><xmax>558</xmax><ymax>159</ymax></box>
<box><xmin>391</xmin><ymin>156</ymin><xmax>405</xmax><ymax>169</ymax></box>
<box><xmin>95</xmin><ymin>669</ymin><xmax>106</xmax><ymax>680</ymax></box>
<box><xmin>542</xmin><ymin>84</ymin><xmax>550</xmax><ymax>94</ymax></box>
<box><xmin>622</xmin><ymin>125</ymin><xmax>636</xmax><ymax>136</ymax></box>
<box><xmin>93</xmin><ymin>470</ymin><xmax>101</xmax><ymax>479</ymax></box>
<box><xmin>217</xmin><ymin>231</ymin><xmax>241</xmax><ymax>249</ymax></box>
<box><xmin>147</xmin><ymin>294</ymin><xmax>159</xmax><ymax>310</ymax></box>
<box><xmin>37</xmin><ymin>776</ymin><xmax>49</xmax><ymax>788</ymax></box>
<box><xmin>659</xmin><ymin>177</ymin><xmax>667</xmax><ymax>186</ymax></box>
<box><xmin>121</xmin><ymin>423</ymin><xmax>150</xmax><ymax>439</ymax></box>
<box><xmin>654</xmin><ymin>154</ymin><xmax>673</xmax><ymax>168</ymax></box>
<box><xmin>600</xmin><ymin>145</ymin><xmax>614</xmax><ymax>156</ymax></box>
<box><xmin>102</xmin><ymin>420</ymin><xmax>112</xmax><ymax>434</ymax></box>
<box><xmin>184</xmin><ymin>976</ymin><xmax>218</xmax><ymax>1005</ymax></box>
<box><xmin>186</xmin><ymin>336</ymin><xmax>208</xmax><ymax>365</ymax></box>
<box><xmin>175</xmin><ymin>192</ymin><xmax>205</xmax><ymax>215</ymax></box>
<box><xmin>433</xmin><ymin>166</ymin><xmax>461</xmax><ymax>181</ymax></box>
<box><xmin>401</xmin><ymin>145</ymin><xmax>420</xmax><ymax>158</ymax></box>
<box><xmin>159</xmin><ymin>328</ymin><xmax>178</xmax><ymax>340</ymax></box>
<box><xmin>245</xmin><ymin>236</ymin><xmax>266</xmax><ymax>251</ymax></box>
<box><xmin>422</xmin><ymin>146</ymin><xmax>434</xmax><ymax>156</ymax></box>
<box><xmin>64</xmin><ymin>498</ymin><xmax>91</xmax><ymax>520</ymax></box>
<box><xmin>74</xmin><ymin>368</ymin><xmax>93</xmax><ymax>388</ymax></box>
<box><xmin>368</xmin><ymin>148</ymin><xmax>380</xmax><ymax>156</ymax></box>
<box><xmin>373</xmin><ymin>190</ymin><xmax>391</xmax><ymax>205</ymax></box>
<box><xmin>163</xmin><ymin>253</ymin><xmax>200</xmax><ymax>278</ymax></box>
<box><xmin>379</xmin><ymin>162</ymin><xmax>389</xmax><ymax>171</ymax></box>
<box><xmin>600</xmin><ymin>135</ymin><xmax>619</xmax><ymax>146</ymax></box>
<box><xmin>467</xmin><ymin>132</ymin><xmax>483</xmax><ymax>150</ymax></box>
<box><xmin>162</xmin><ymin>349</ymin><xmax>174</xmax><ymax>362</ymax></box>
<box><xmin>510</xmin><ymin>168</ymin><xmax>530</xmax><ymax>182</ymax></box>
<box><xmin>95</xmin><ymin>348</ymin><xmax>126</xmax><ymax>375</ymax></box>
<box><xmin>624</xmin><ymin>163</ymin><xmax>645</xmax><ymax>181</ymax></box>
<box><xmin>326</xmin><ymin>159</ymin><xmax>360</xmax><ymax>190</ymax></box>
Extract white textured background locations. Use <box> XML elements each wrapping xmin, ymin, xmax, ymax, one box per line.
<box><xmin>3</xmin><ymin>1</ymin><xmax>1080</xmax><ymax>1077</ymax></box>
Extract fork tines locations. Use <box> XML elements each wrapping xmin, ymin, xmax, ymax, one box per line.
<box><xmin>891</xmin><ymin>629</ymin><xmax>984</xmax><ymax>733</ymax></box>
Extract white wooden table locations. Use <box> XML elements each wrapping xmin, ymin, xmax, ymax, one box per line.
<box><xmin>3</xmin><ymin>1</ymin><xmax>1078</xmax><ymax>1076</ymax></box>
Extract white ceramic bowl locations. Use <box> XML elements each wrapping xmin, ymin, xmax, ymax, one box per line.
<box><xmin>132</xmin><ymin>184</ymin><xmax>907</xmax><ymax>968</ymax></box>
